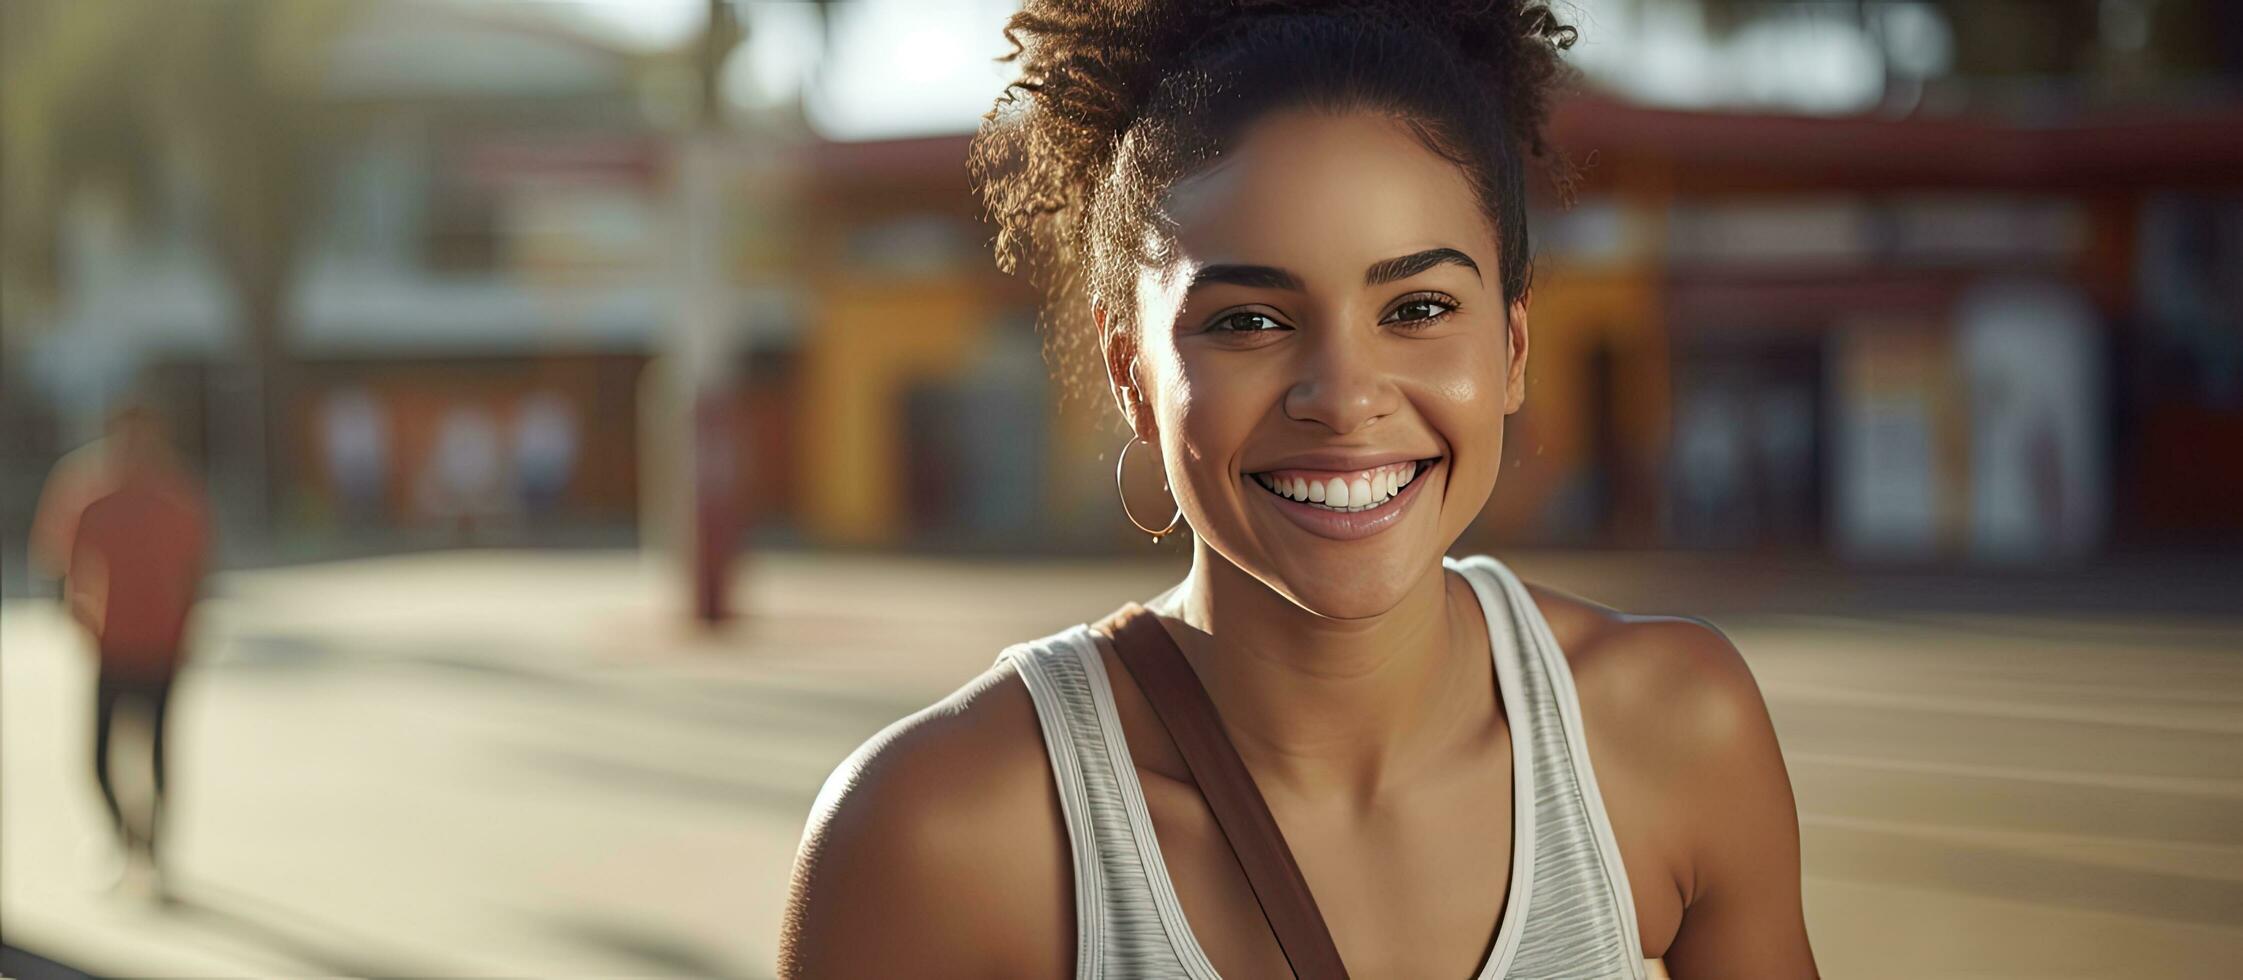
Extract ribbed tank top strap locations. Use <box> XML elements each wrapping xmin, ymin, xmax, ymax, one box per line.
<box><xmin>999</xmin><ymin>627</ymin><xmax>1204</xmax><ymax>979</ymax></box>
<box><xmin>1458</xmin><ymin>555</ymin><xmax>1648</xmax><ymax>979</ymax></box>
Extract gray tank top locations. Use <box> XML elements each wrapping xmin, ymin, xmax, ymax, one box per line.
<box><xmin>995</xmin><ymin>554</ymin><xmax>1648</xmax><ymax>979</ymax></box>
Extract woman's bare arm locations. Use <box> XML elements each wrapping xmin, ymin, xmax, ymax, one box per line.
<box><xmin>1654</xmin><ymin>622</ymin><xmax>1819</xmax><ymax>978</ymax></box>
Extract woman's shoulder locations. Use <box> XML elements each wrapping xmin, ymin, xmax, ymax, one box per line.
<box><xmin>1513</xmin><ymin>570</ymin><xmax>1793</xmax><ymax>921</ymax></box>
<box><xmin>1451</xmin><ymin>553</ymin><xmax>1757</xmax><ymax>707</ymax></box>
<box><xmin>1511</xmin><ymin>572</ymin><xmax>1814</xmax><ymax>971</ymax></box>
<box><xmin>779</xmin><ymin>653</ymin><xmax>1075</xmax><ymax>977</ymax></box>
<box><xmin>807</xmin><ymin>655</ymin><xmax>1057</xmax><ymax>814</ymax></box>
<box><xmin>797</xmin><ymin>623</ymin><xmax>1092</xmax><ymax>846</ymax></box>
<box><xmin>1514</xmin><ymin>575</ymin><xmax>1770</xmax><ymax>747</ymax></box>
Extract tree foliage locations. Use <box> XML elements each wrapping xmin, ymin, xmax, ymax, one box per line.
<box><xmin>2</xmin><ymin>0</ymin><xmax>359</xmax><ymax>352</ymax></box>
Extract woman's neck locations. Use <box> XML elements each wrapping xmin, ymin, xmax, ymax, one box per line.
<box><xmin>1146</xmin><ymin>540</ymin><xmax>1496</xmax><ymax>808</ymax></box>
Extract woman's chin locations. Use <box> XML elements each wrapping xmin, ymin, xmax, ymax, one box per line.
<box><xmin>1267</xmin><ymin>570</ymin><xmax>1422</xmax><ymax>621</ymax></box>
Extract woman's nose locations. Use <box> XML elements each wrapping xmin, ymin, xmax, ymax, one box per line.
<box><xmin>1283</xmin><ymin>330</ymin><xmax>1398</xmax><ymax>435</ymax></box>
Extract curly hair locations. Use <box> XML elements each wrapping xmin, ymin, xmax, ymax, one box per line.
<box><xmin>968</xmin><ymin>0</ymin><xmax>1580</xmax><ymax>410</ymax></box>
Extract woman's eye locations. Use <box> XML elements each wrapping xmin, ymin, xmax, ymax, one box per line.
<box><xmin>1383</xmin><ymin>296</ymin><xmax>1457</xmax><ymax>326</ymax></box>
<box><xmin>1209</xmin><ymin>311</ymin><xmax>1288</xmax><ymax>334</ymax></box>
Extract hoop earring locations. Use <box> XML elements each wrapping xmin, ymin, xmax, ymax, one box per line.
<box><xmin>1116</xmin><ymin>434</ymin><xmax>1184</xmax><ymax>543</ymax></box>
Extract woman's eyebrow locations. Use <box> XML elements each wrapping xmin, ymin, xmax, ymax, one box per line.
<box><xmin>1365</xmin><ymin>247</ymin><xmax>1481</xmax><ymax>286</ymax></box>
<box><xmin>1185</xmin><ymin>247</ymin><xmax>1480</xmax><ymax>293</ymax></box>
<box><xmin>1189</xmin><ymin>264</ymin><xmax>1305</xmax><ymax>292</ymax></box>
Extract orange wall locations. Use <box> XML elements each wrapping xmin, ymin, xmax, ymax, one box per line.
<box><xmin>798</xmin><ymin>279</ymin><xmax>990</xmax><ymax>543</ymax></box>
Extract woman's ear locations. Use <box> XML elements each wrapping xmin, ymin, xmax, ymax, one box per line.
<box><xmin>1097</xmin><ymin>304</ymin><xmax>1151</xmax><ymax>439</ymax></box>
<box><xmin>1504</xmin><ymin>290</ymin><xmax>1531</xmax><ymax>415</ymax></box>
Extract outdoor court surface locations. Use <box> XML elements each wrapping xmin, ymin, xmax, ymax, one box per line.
<box><xmin>3</xmin><ymin>549</ymin><xmax>2237</xmax><ymax>978</ymax></box>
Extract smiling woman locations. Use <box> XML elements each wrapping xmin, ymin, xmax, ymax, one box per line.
<box><xmin>779</xmin><ymin>3</ymin><xmax>1817</xmax><ymax>979</ymax></box>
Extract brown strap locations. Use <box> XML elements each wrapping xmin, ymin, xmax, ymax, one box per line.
<box><xmin>1095</xmin><ymin>603</ymin><xmax>1351</xmax><ymax>980</ymax></box>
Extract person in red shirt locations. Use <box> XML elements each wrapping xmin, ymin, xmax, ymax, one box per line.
<box><xmin>29</xmin><ymin>403</ymin><xmax>211</xmax><ymax>895</ymax></box>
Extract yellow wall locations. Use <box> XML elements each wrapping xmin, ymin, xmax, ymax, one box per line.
<box><xmin>799</xmin><ymin>279</ymin><xmax>989</xmax><ymax>543</ymax></box>
<box><xmin>1478</xmin><ymin>264</ymin><xmax>1666</xmax><ymax>539</ymax></box>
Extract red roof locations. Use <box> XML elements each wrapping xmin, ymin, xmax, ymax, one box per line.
<box><xmin>1548</xmin><ymin>94</ymin><xmax>2243</xmax><ymax>192</ymax></box>
<box><xmin>800</xmin><ymin>95</ymin><xmax>2243</xmax><ymax>195</ymax></box>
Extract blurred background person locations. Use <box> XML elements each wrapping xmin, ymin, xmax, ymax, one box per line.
<box><xmin>318</xmin><ymin>386</ymin><xmax>391</xmax><ymax>528</ymax></box>
<box><xmin>414</xmin><ymin>402</ymin><xmax>512</xmax><ymax>540</ymax></box>
<box><xmin>28</xmin><ymin>402</ymin><xmax>212</xmax><ymax>901</ymax></box>
<box><xmin>513</xmin><ymin>389</ymin><xmax>582</xmax><ymax>518</ymax></box>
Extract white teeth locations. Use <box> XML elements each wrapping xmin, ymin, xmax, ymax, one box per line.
<box><xmin>1253</xmin><ymin>460</ymin><xmax>1435</xmax><ymax>512</ymax></box>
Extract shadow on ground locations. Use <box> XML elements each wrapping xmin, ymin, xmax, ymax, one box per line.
<box><xmin>532</xmin><ymin>910</ymin><xmax>768</xmax><ymax>979</ymax></box>
<box><xmin>151</xmin><ymin>880</ymin><xmax>448</xmax><ymax>978</ymax></box>
<box><xmin>0</xmin><ymin>945</ymin><xmax>98</xmax><ymax>980</ymax></box>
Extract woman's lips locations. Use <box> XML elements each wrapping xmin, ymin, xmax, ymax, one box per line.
<box><xmin>1245</xmin><ymin>457</ymin><xmax>1439</xmax><ymax>541</ymax></box>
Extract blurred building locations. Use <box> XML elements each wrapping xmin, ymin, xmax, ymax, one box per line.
<box><xmin>1500</xmin><ymin>94</ymin><xmax>2243</xmax><ymax>563</ymax></box>
<box><xmin>4</xmin><ymin>3</ymin><xmax>795</xmax><ymax>558</ymax></box>
<box><xmin>771</xmin><ymin>95</ymin><xmax>2243</xmax><ymax>564</ymax></box>
<box><xmin>4</xmin><ymin>0</ymin><xmax>2239</xmax><ymax>571</ymax></box>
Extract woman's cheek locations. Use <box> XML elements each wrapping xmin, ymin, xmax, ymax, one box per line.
<box><xmin>1408</xmin><ymin>336</ymin><xmax>1507</xmax><ymax>509</ymax></box>
<box><xmin>1149</xmin><ymin>359</ymin><xmax>1212</xmax><ymax>495</ymax></box>
<box><xmin>1410</xmin><ymin>329</ymin><xmax>1503</xmax><ymax>405</ymax></box>
<box><xmin>1162</xmin><ymin>354</ymin><xmax>1268</xmax><ymax>520</ymax></box>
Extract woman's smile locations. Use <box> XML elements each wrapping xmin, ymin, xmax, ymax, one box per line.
<box><xmin>1244</xmin><ymin>455</ymin><xmax>1444</xmax><ymax>541</ymax></box>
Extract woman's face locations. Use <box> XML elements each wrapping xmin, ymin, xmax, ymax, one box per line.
<box><xmin>1105</xmin><ymin>108</ymin><xmax>1529</xmax><ymax>619</ymax></box>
